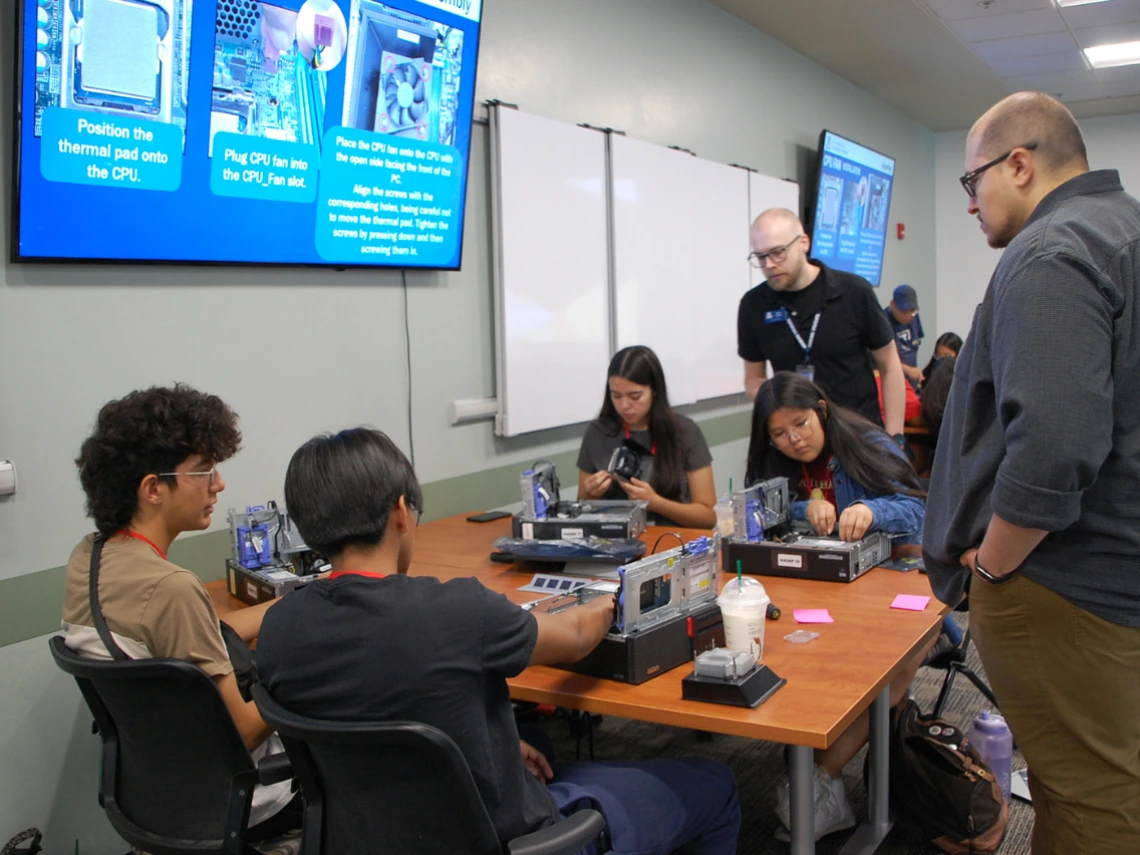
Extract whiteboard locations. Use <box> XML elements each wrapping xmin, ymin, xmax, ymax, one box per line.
<box><xmin>611</xmin><ymin>137</ymin><xmax>700</xmax><ymax>404</ymax></box>
<box><xmin>611</xmin><ymin>138</ymin><xmax>753</xmax><ymax>403</ymax></box>
<box><xmin>748</xmin><ymin>172</ymin><xmax>802</xmax><ymax>288</ymax></box>
<box><xmin>490</xmin><ymin>106</ymin><xmax>610</xmax><ymax>437</ymax></box>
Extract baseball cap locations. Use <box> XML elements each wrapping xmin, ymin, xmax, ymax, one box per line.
<box><xmin>893</xmin><ymin>285</ymin><xmax>918</xmax><ymax>312</ymax></box>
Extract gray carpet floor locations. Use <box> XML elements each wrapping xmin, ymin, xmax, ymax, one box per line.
<box><xmin>543</xmin><ymin>615</ymin><xmax>1032</xmax><ymax>855</ymax></box>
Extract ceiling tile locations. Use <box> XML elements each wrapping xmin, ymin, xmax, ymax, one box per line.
<box><xmin>1001</xmin><ymin>68</ymin><xmax>1106</xmax><ymax>101</ymax></box>
<box><xmin>947</xmin><ymin>8</ymin><xmax>1067</xmax><ymax>42</ymax></box>
<box><xmin>1072</xmin><ymin>22</ymin><xmax>1140</xmax><ymax>49</ymax></box>
<box><xmin>987</xmin><ymin>51</ymin><xmax>1089</xmax><ymax>75</ymax></box>
<box><xmin>1102</xmin><ymin>79</ymin><xmax>1140</xmax><ymax>97</ymax></box>
<box><xmin>1093</xmin><ymin>63</ymin><xmax>1140</xmax><ymax>83</ymax></box>
<box><xmin>923</xmin><ymin>0</ymin><xmax>1054</xmax><ymax>23</ymax></box>
<box><xmin>972</xmin><ymin>31</ymin><xmax>1081</xmax><ymax>60</ymax></box>
<box><xmin>1060</xmin><ymin>0</ymin><xmax>1140</xmax><ymax>29</ymax></box>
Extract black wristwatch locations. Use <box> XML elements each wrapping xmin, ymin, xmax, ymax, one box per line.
<box><xmin>892</xmin><ymin>433</ymin><xmax>906</xmax><ymax>450</ymax></box>
<box><xmin>973</xmin><ymin>559</ymin><xmax>1017</xmax><ymax>585</ymax></box>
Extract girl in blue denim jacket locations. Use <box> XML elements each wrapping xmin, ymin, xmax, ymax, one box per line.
<box><xmin>745</xmin><ymin>372</ymin><xmax>930</xmax><ymax>841</ymax></box>
<box><xmin>745</xmin><ymin>372</ymin><xmax>925</xmax><ymax>544</ymax></box>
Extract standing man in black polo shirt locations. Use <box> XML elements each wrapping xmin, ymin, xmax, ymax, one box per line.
<box><xmin>738</xmin><ymin>208</ymin><xmax>906</xmax><ymax>440</ymax></box>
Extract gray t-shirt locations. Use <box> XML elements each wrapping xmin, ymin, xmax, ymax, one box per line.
<box><xmin>576</xmin><ymin>414</ymin><xmax>713</xmax><ymax>503</ymax></box>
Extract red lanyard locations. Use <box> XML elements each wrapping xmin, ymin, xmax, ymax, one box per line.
<box><xmin>117</xmin><ymin>529</ymin><xmax>167</xmax><ymax>561</ymax></box>
<box><xmin>327</xmin><ymin>570</ymin><xmax>388</xmax><ymax>580</ymax></box>
<box><xmin>623</xmin><ymin>423</ymin><xmax>656</xmax><ymax>456</ymax></box>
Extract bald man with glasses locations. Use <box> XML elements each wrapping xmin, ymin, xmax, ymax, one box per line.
<box><xmin>737</xmin><ymin>207</ymin><xmax>907</xmax><ymax>441</ymax></box>
<box><xmin>925</xmin><ymin>91</ymin><xmax>1140</xmax><ymax>853</ymax></box>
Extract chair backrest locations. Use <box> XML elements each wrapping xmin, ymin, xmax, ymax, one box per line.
<box><xmin>49</xmin><ymin>636</ymin><xmax>257</xmax><ymax>854</ymax></box>
<box><xmin>252</xmin><ymin>683</ymin><xmax>505</xmax><ymax>855</ymax></box>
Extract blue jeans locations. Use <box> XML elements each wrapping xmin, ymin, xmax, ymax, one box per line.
<box><xmin>548</xmin><ymin>757</ymin><xmax>741</xmax><ymax>855</ymax></box>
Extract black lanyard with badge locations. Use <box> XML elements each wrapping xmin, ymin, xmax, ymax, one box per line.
<box><xmin>764</xmin><ymin>305</ymin><xmax>822</xmax><ymax>381</ymax></box>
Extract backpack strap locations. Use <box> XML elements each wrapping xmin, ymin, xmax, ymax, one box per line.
<box><xmin>88</xmin><ymin>534</ymin><xmax>129</xmax><ymax>661</ymax></box>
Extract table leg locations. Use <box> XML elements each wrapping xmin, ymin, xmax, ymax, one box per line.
<box><xmin>789</xmin><ymin>744</ymin><xmax>815</xmax><ymax>855</ymax></box>
<box><xmin>838</xmin><ymin>685</ymin><xmax>894</xmax><ymax>854</ymax></box>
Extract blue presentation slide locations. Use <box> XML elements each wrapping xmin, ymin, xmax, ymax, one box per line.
<box><xmin>15</xmin><ymin>0</ymin><xmax>482</xmax><ymax>269</ymax></box>
<box><xmin>810</xmin><ymin>131</ymin><xmax>895</xmax><ymax>287</ymax></box>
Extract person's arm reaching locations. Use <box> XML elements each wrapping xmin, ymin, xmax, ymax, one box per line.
<box><xmin>871</xmin><ymin>342</ymin><xmax>906</xmax><ymax>435</ymax></box>
<box><xmin>530</xmin><ymin>595</ymin><xmax>615</xmax><ymax>666</ymax></box>
<box><xmin>617</xmin><ymin>465</ymin><xmax>716</xmax><ymax>528</ymax></box>
<box><xmin>214</xmin><ymin>671</ymin><xmax>273</xmax><ymax>751</ymax></box>
<box><xmin>219</xmin><ymin>599</ymin><xmax>275</xmax><ymax>644</ymax></box>
<box><xmin>744</xmin><ymin>360</ymin><xmax>768</xmax><ymax>400</ymax></box>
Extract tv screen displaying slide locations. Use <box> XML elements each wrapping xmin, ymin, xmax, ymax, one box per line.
<box><xmin>809</xmin><ymin>130</ymin><xmax>895</xmax><ymax>286</ymax></box>
<box><xmin>12</xmin><ymin>0</ymin><xmax>483</xmax><ymax>269</ymax></box>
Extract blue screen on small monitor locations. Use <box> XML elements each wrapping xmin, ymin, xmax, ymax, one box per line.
<box><xmin>809</xmin><ymin>130</ymin><xmax>895</xmax><ymax>287</ymax></box>
<box><xmin>13</xmin><ymin>0</ymin><xmax>483</xmax><ymax>269</ymax></box>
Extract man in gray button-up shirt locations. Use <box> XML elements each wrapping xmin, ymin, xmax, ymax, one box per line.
<box><xmin>925</xmin><ymin>92</ymin><xmax>1140</xmax><ymax>853</ymax></box>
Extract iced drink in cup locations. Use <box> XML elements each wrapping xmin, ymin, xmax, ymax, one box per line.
<box><xmin>718</xmin><ymin>576</ymin><xmax>770</xmax><ymax>663</ymax></box>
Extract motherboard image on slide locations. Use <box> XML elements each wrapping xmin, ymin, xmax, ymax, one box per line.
<box><xmin>31</xmin><ymin>0</ymin><xmax>193</xmax><ymax>146</ymax></box>
<box><xmin>210</xmin><ymin>0</ymin><xmax>342</xmax><ymax>155</ymax></box>
<box><xmin>341</xmin><ymin>0</ymin><xmax>464</xmax><ymax>146</ymax></box>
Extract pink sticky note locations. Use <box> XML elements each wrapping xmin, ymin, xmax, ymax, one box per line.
<box><xmin>891</xmin><ymin>594</ymin><xmax>930</xmax><ymax>612</ymax></box>
<box><xmin>793</xmin><ymin>609</ymin><xmax>834</xmax><ymax>624</ymax></box>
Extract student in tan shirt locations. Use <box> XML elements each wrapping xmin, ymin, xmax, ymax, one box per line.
<box><xmin>61</xmin><ymin>384</ymin><xmax>296</xmax><ymax>833</ymax></box>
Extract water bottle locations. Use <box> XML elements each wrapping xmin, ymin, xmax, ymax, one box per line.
<box><xmin>969</xmin><ymin>710</ymin><xmax>1013</xmax><ymax>802</ymax></box>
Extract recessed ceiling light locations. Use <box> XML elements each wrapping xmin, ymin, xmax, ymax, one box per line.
<box><xmin>1056</xmin><ymin>0</ymin><xmax>1112</xmax><ymax>7</ymax></box>
<box><xmin>1084</xmin><ymin>40</ymin><xmax>1140</xmax><ymax>68</ymax></box>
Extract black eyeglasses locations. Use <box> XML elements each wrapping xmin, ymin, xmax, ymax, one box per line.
<box><xmin>959</xmin><ymin>142</ymin><xmax>1037</xmax><ymax>198</ymax></box>
<box><xmin>748</xmin><ymin>235</ymin><xmax>803</xmax><ymax>269</ymax></box>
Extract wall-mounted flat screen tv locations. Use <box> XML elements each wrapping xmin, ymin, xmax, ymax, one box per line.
<box><xmin>808</xmin><ymin>129</ymin><xmax>895</xmax><ymax>286</ymax></box>
<box><xmin>12</xmin><ymin>0</ymin><xmax>483</xmax><ymax>269</ymax></box>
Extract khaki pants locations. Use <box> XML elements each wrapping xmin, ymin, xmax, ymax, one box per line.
<box><xmin>971</xmin><ymin>573</ymin><xmax>1140</xmax><ymax>854</ymax></box>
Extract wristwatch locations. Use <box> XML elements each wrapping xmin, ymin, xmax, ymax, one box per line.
<box><xmin>892</xmin><ymin>433</ymin><xmax>906</xmax><ymax>450</ymax></box>
<box><xmin>973</xmin><ymin>559</ymin><xmax>1017</xmax><ymax>585</ymax></box>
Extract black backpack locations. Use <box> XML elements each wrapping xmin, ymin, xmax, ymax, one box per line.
<box><xmin>869</xmin><ymin>699</ymin><xmax>1009</xmax><ymax>854</ymax></box>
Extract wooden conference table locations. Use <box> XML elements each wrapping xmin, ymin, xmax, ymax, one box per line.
<box><xmin>210</xmin><ymin>513</ymin><xmax>945</xmax><ymax>855</ymax></box>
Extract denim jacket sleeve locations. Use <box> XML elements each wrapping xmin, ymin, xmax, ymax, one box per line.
<box><xmin>856</xmin><ymin>492</ymin><xmax>925</xmax><ymax>538</ymax></box>
<box><xmin>845</xmin><ymin>435</ymin><xmax>926</xmax><ymax>541</ymax></box>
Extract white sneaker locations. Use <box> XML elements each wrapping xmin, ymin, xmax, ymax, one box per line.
<box><xmin>773</xmin><ymin>764</ymin><xmax>857</xmax><ymax>842</ymax></box>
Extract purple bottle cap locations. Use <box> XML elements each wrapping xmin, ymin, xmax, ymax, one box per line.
<box><xmin>973</xmin><ymin>709</ymin><xmax>1009</xmax><ymax>733</ymax></box>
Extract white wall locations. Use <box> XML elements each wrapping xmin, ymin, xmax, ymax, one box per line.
<box><xmin>0</xmin><ymin>0</ymin><xmax>936</xmax><ymax>582</ymax></box>
<box><xmin>935</xmin><ymin>112</ymin><xmax>1140</xmax><ymax>345</ymax></box>
<box><xmin>0</xmin><ymin>0</ymin><xmax>938</xmax><ymax>846</ymax></box>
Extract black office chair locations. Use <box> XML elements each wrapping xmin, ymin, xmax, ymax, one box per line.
<box><xmin>48</xmin><ymin>637</ymin><xmax>292</xmax><ymax>855</ymax></box>
<box><xmin>252</xmin><ymin>683</ymin><xmax>607</xmax><ymax>855</ymax></box>
<box><xmin>927</xmin><ymin>625</ymin><xmax>999</xmax><ymax>719</ymax></box>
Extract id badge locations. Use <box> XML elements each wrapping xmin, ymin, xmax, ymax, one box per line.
<box><xmin>796</xmin><ymin>364</ymin><xmax>815</xmax><ymax>381</ymax></box>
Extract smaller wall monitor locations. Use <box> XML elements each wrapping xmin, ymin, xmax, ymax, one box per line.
<box><xmin>808</xmin><ymin>130</ymin><xmax>895</xmax><ymax>286</ymax></box>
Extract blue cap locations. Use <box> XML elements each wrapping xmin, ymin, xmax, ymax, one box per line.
<box><xmin>893</xmin><ymin>284</ymin><xmax>918</xmax><ymax>312</ymax></box>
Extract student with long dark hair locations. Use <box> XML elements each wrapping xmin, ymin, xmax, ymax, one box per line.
<box><xmin>746</xmin><ymin>371</ymin><xmax>929</xmax><ymax>840</ymax></box>
<box><xmin>921</xmin><ymin>331</ymin><xmax>962</xmax><ymax>385</ymax></box>
<box><xmin>577</xmin><ymin>346</ymin><xmax>716</xmax><ymax>529</ymax></box>
<box><xmin>746</xmin><ymin>371</ymin><xmax>925</xmax><ymax>543</ymax></box>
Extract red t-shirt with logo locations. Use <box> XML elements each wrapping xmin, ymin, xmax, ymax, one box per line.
<box><xmin>799</xmin><ymin>455</ymin><xmax>836</xmax><ymax>507</ymax></box>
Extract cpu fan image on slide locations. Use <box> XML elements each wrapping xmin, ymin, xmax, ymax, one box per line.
<box><xmin>376</xmin><ymin>52</ymin><xmax>430</xmax><ymax>139</ymax></box>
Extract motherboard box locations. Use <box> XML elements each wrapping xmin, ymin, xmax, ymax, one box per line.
<box><xmin>724</xmin><ymin>532</ymin><xmax>892</xmax><ymax>583</ymax></box>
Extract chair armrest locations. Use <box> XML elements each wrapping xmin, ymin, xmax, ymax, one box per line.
<box><xmin>507</xmin><ymin>809</ymin><xmax>606</xmax><ymax>855</ymax></box>
<box><xmin>256</xmin><ymin>752</ymin><xmax>293</xmax><ymax>786</ymax></box>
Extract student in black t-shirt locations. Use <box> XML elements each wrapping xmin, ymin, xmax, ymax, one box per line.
<box><xmin>576</xmin><ymin>345</ymin><xmax>716</xmax><ymax>528</ymax></box>
<box><xmin>255</xmin><ymin>428</ymin><xmax>741</xmax><ymax>855</ymax></box>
